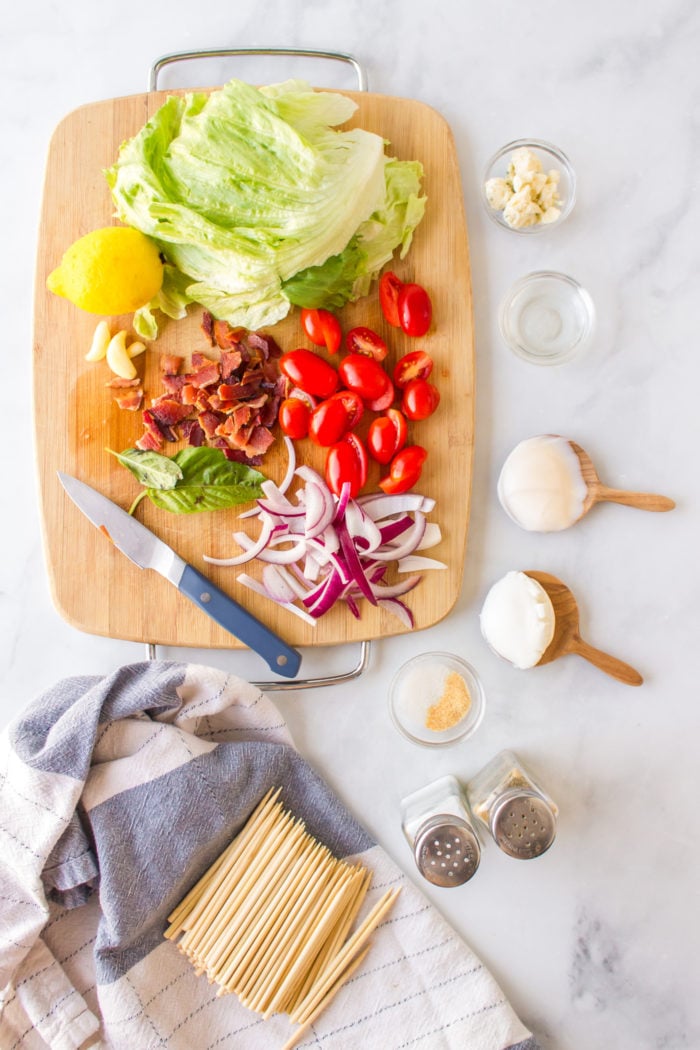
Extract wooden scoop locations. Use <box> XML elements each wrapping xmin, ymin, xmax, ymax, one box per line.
<box><xmin>569</xmin><ymin>441</ymin><xmax>675</xmax><ymax>521</ymax></box>
<box><xmin>525</xmin><ymin>570</ymin><xmax>643</xmax><ymax>687</ymax></box>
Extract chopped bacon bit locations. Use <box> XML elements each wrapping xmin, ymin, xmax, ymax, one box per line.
<box><xmin>134</xmin><ymin>317</ymin><xmax>285</xmax><ymax>461</ymax></box>
<box><xmin>106</xmin><ymin>376</ymin><xmax>141</xmax><ymax>389</ymax></box>
<box><xmin>220</xmin><ymin>349</ymin><xmax>243</xmax><ymax>378</ymax></box>
<box><xmin>201</xmin><ymin>310</ymin><xmax>215</xmax><ymax>345</ymax></box>
<box><xmin>136</xmin><ymin>410</ymin><xmax>165</xmax><ymax>451</ymax></box>
<box><xmin>160</xmin><ymin>353</ymin><xmax>184</xmax><ymax>375</ymax></box>
<box><xmin>213</xmin><ymin>319</ymin><xmax>246</xmax><ymax>349</ymax></box>
<box><xmin>149</xmin><ymin>398</ymin><xmax>193</xmax><ymax>427</ymax></box>
<box><xmin>113</xmin><ymin>387</ymin><xmax>144</xmax><ymax>411</ymax></box>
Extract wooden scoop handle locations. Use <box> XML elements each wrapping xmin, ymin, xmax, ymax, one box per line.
<box><xmin>571</xmin><ymin>635</ymin><xmax>643</xmax><ymax>686</ymax></box>
<box><xmin>594</xmin><ymin>486</ymin><xmax>675</xmax><ymax>512</ymax></box>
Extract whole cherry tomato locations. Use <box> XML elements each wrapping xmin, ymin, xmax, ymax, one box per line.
<box><xmin>401</xmin><ymin>378</ymin><xmax>440</xmax><ymax>420</ymax></box>
<box><xmin>379</xmin><ymin>271</ymin><xmax>404</xmax><ymax>328</ymax></box>
<box><xmin>300</xmin><ymin>308</ymin><xmax>342</xmax><ymax>354</ymax></box>
<box><xmin>278</xmin><ymin>397</ymin><xmax>311</xmax><ymax>440</ymax></box>
<box><xmin>379</xmin><ymin>445</ymin><xmax>428</xmax><ymax>495</ymax></box>
<box><xmin>398</xmin><ymin>282</ymin><xmax>432</xmax><ymax>337</ymax></box>
<box><xmin>393</xmin><ymin>350</ymin><xmax>433</xmax><ymax>388</ymax></box>
<box><xmin>325</xmin><ymin>433</ymin><xmax>369</xmax><ymax>498</ymax></box>
<box><xmin>279</xmin><ymin>348</ymin><xmax>339</xmax><ymax>399</ymax></box>
<box><xmin>367</xmin><ymin>408</ymin><xmax>407</xmax><ymax>464</ymax></box>
<box><xmin>308</xmin><ymin>397</ymin><xmax>352</xmax><ymax>447</ymax></box>
<box><xmin>345</xmin><ymin>326</ymin><xmax>388</xmax><ymax>362</ymax></box>
<box><xmin>338</xmin><ymin>353</ymin><xmax>390</xmax><ymax>402</ymax></box>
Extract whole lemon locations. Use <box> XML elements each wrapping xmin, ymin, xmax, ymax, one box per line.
<box><xmin>47</xmin><ymin>226</ymin><xmax>163</xmax><ymax>315</ymax></box>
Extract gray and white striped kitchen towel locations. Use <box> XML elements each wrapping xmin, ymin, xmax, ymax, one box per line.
<box><xmin>0</xmin><ymin>661</ymin><xmax>540</xmax><ymax>1050</ymax></box>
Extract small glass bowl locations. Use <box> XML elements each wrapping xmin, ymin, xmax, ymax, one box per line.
<box><xmin>481</xmin><ymin>138</ymin><xmax>576</xmax><ymax>233</ymax></box>
<box><xmin>388</xmin><ymin>652</ymin><xmax>485</xmax><ymax>748</ymax></box>
<box><xmin>499</xmin><ymin>270</ymin><xmax>595</xmax><ymax>366</ymax></box>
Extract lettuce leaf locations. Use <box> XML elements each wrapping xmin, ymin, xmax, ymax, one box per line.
<box><xmin>106</xmin><ymin>79</ymin><xmax>426</xmax><ymax>333</ymax></box>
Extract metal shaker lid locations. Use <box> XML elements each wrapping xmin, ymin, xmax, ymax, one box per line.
<box><xmin>490</xmin><ymin>791</ymin><xmax>556</xmax><ymax>859</ymax></box>
<box><xmin>413</xmin><ymin>815</ymin><xmax>481</xmax><ymax>887</ymax></box>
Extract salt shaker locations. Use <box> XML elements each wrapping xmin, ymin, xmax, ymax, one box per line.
<box><xmin>466</xmin><ymin>750</ymin><xmax>557</xmax><ymax>859</ymax></box>
<box><xmin>400</xmin><ymin>775</ymin><xmax>481</xmax><ymax>887</ymax></box>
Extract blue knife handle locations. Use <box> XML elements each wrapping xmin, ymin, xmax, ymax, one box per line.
<box><xmin>179</xmin><ymin>564</ymin><xmax>302</xmax><ymax>679</ymax></box>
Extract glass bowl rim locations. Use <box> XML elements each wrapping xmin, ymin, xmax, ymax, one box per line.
<box><xmin>388</xmin><ymin>650</ymin><xmax>486</xmax><ymax>748</ymax></box>
<box><xmin>498</xmin><ymin>269</ymin><xmax>595</xmax><ymax>365</ymax></box>
<box><xmin>481</xmin><ymin>138</ymin><xmax>576</xmax><ymax>233</ymax></box>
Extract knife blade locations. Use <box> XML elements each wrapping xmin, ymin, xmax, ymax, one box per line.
<box><xmin>57</xmin><ymin>472</ymin><xmax>302</xmax><ymax>679</ymax></box>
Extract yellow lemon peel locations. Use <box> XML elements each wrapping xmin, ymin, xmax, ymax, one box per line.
<box><xmin>47</xmin><ymin>226</ymin><xmax>163</xmax><ymax>316</ymax></box>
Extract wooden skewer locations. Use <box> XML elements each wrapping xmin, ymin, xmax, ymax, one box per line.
<box><xmin>244</xmin><ymin>857</ymin><xmax>341</xmax><ymax>1014</ymax></box>
<box><xmin>291</xmin><ymin>866</ymin><xmax>370</xmax><ymax>1010</ymax></box>
<box><xmin>177</xmin><ymin>797</ymin><xmax>284</xmax><ymax>948</ymax></box>
<box><xmin>205</xmin><ymin>818</ymin><xmax>310</xmax><ymax>979</ymax></box>
<box><xmin>183</xmin><ymin>805</ymin><xmax>293</xmax><ymax>956</ymax></box>
<box><xmin>213</xmin><ymin>834</ymin><xmax>321</xmax><ymax>990</ymax></box>
<box><xmin>291</xmin><ymin>888</ymin><xmax>401</xmax><ymax>1025</ymax></box>
<box><xmin>166</xmin><ymin>788</ymin><xmax>280</xmax><ymax>937</ymax></box>
<box><xmin>281</xmin><ymin>945</ymin><xmax>371</xmax><ymax>1050</ymax></box>
<box><xmin>262</xmin><ymin>865</ymin><xmax>357</xmax><ymax>1018</ymax></box>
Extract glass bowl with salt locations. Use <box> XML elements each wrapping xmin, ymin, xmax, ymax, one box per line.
<box><xmin>389</xmin><ymin>652</ymin><xmax>485</xmax><ymax>748</ymax></box>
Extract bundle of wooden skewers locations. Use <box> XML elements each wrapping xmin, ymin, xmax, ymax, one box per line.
<box><xmin>164</xmin><ymin>788</ymin><xmax>400</xmax><ymax>1049</ymax></box>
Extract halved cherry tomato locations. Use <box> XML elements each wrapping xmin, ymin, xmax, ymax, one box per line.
<box><xmin>398</xmin><ymin>282</ymin><xmax>432</xmax><ymax>337</ymax></box>
<box><xmin>308</xmin><ymin>390</ymin><xmax>364</xmax><ymax>446</ymax></box>
<box><xmin>365</xmin><ymin>374</ymin><xmax>395</xmax><ymax>412</ymax></box>
<box><xmin>325</xmin><ymin>433</ymin><xmax>369</xmax><ymax>498</ymax></box>
<box><xmin>308</xmin><ymin>397</ymin><xmax>352</xmax><ymax>447</ymax></box>
<box><xmin>279</xmin><ymin>348</ymin><xmax>339</xmax><ymax>399</ymax></box>
<box><xmin>379</xmin><ymin>271</ymin><xmax>404</xmax><ymax>328</ymax></box>
<box><xmin>300</xmin><ymin>308</ymin><xmax>342</xmax><ymax>355</ymax></box>
<box><xmin>393</xmin><ymin>350</ymin><xmax>433</xmax><ymax>389</ymax></box>
<box><xmin>367</xmin><ymin>408</ymin><xmax>407</xmax><ymax>464</ymax></box>
<box><xmin>401</xmin><ymin>378</ymin><xmax>440</xmax><ymax>420</ymax></box>
<box><xmin>379</xmin><ymin>445</ymin><xmax>428</xmax><ymax>494</ymax></box>
<box><xmin>278</xmin><ymin>397</ymin><xmax>311</xmax><ymax>440</ymax></box>
<box><xmin>338</xmin><ymin>353</ymin><xmax>389</xmax><ymax>402</ymax></box>
<box><xmin>327</xmin><ymin>389</ymin><xmax>364</xmax><ymax>430</ymax></box>
<box><xmin>345</xmin><ymin>326</ymin><xmax>388</xmax><ymax>362</ymax></box>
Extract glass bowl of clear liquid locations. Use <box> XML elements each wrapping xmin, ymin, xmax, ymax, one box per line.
<box><xmin>499</xmin><ymin>271</ymin><xmax>594</xmax><ymax>365</ymax></box>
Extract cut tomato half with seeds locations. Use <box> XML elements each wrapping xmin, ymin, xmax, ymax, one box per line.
<box><xmin>379</xmin><ymin>271</ymin><xmax>404</xmax><ymax>328</ymax></box>
<box><xmin>345</xmin><ymin>326</ymin><xmax>388</xmax><ymax>361</ymax></box>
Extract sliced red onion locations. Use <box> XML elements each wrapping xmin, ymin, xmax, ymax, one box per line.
<box><xmin>370</xmin><ymin>512</ymin><xmax>426</xmax><ymax>562</ymax></box>
<box><xmin>378</xmin><ymin>598</ymin><xmax>415</xmax><ymax>628</ymax></box>
<box><xmin>418</xmin><ymin>522</ymin><xmax>442</xmax><ymax>549</ymax></box>
<box><xmin>397</xmin><ymin>555</ymin><xmax>448</xmax><ymax>572</ymax></box>
<box><xmin>369</xmin><ymin>574</ymin><xmax>422</xmax><ymax>599</ymax></box>
<box><xmin>356</xmin><ymin>492</ymin><xmax>427</xmax><ymax>519</ymax></box>
<box><xmin>206</xmin><ymin>465</ymin><xmax>440</xmax><ymax>625</ymax></box>
<box><xmin>238</xmin><ymin>573</ymin><xmax>317</xmax><ymax>626</ymax></box>
<box><xmin>203</xmin><ymin>520</ymin><xmax>287</xmax><ymax>565</ymax></box>
<box><xmin>304</xmin><ymin>481</ymin><xmax>336</xmax><ymax>539</ymax></box>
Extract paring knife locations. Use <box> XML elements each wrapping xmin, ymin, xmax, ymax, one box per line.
<box><xmin>57</xmin><ymin>472</ymin><xmax>302</xmax><ymax>679</ymax></box>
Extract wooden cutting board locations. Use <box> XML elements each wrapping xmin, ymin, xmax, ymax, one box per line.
<box><xmin>33</xmin><ymin>87</ymin><xmax>473</xmax><ymax>651</ymax></box>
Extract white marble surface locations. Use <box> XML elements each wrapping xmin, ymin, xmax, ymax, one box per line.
<box><xmin>2</xmin><ymin>3</ymin><xmax>699</xmax><ymax>1047</ymax></box>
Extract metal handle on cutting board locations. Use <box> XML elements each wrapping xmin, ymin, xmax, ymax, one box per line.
<box><xmin>149</xmin><ymin>47</ymin><xmax>368</xmax><ymax>92</ymax></box>
<box><xmin>144</xmin><ymin>47</ymin><xmax>371</xmax><ymax>688</ymax></box>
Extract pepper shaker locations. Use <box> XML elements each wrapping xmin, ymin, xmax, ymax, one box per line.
<box><xmin>401</xmin><ymin>775</ymin><xmax>481</xmax><ymax>887</ymax></box>
<box><xmin>466</xmin><ymin>750</ymin><xmax>557</xmax><ymax>859</ymax></box>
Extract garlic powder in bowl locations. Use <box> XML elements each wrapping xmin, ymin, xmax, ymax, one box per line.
<box><xmin>389</xmin><ymin>652</ymin><xmax>485</xmax><ymax>747</ymax></box>
<box><xmin>482</xmin><ymin>139</ymin><xmax>575</xmax><ymax>232</ymax></box>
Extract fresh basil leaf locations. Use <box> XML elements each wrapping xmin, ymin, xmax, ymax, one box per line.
<box><xmin>107</xmin><ymin>447</ymin><xmax>183</xmax><ymax>489</ymax></box>
<box><xmin>145</xmin><ymin>447</ymin><xmax>265</xmax><ymax>513</ymax></box>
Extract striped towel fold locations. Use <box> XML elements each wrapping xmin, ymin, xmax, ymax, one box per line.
<box><xmin>0</xmin><ymin>661</ymin><xmax>540</xmax><ymax>1050</ymax></box>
